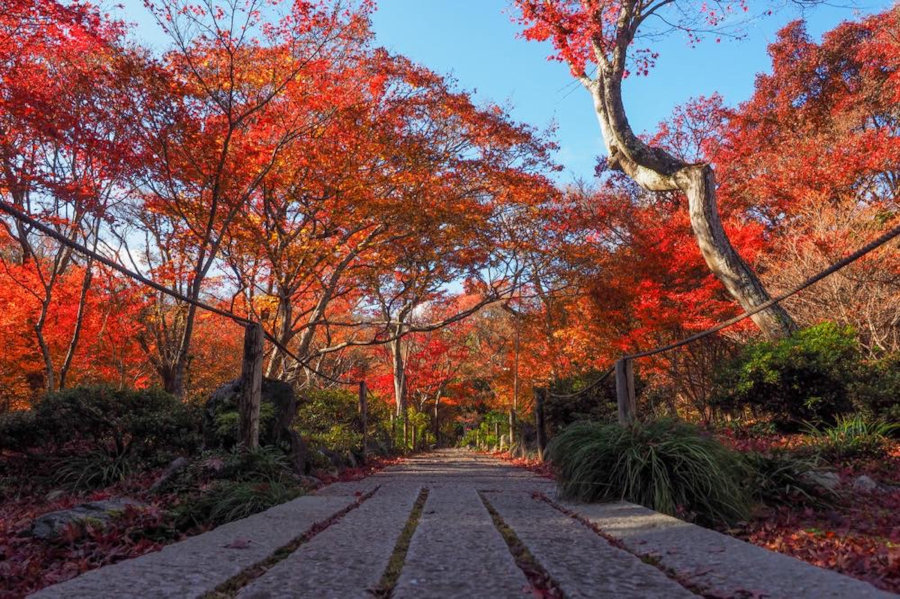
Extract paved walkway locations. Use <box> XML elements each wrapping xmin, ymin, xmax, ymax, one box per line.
<box><xmin>31</xmin><ymin>450</ymin><xmax>896</xmax><ymax>598</ymax></box>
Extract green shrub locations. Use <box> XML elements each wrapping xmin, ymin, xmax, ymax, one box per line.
<box><xmin>742</xmin><ymin>451</ymin><xmax>829</xmax><ymax>507</ymax></box>
<box><xmin>712</xmin><ymin>323</ymin><xmax>860</xmax><ymax>429</ymax></box>
<box><xmin>0</xmin><ymin>409</ymin><xmax>41</xmax><ymax>452</ymax></box>
<box><xmin>203</xmin><ymin>379</ymin><xmax>296</xmax><ymax>450</ymax></box>
<box><xmin>7</xmin><ymin>386</ymin><xmax>201</xmax><ymax>463</ymax></box>
<box><xmin>52</xmin><ymin>450</ymin><xmax>134</xmax><ymax>491</ymax></box>
<box><xmin>803</xmin><ymin>414</ymin><xmax>899</xmax><ymax>462</ymax></box>
<box><xmin>295</xmin><ymin>389</ymin><xmax>363</xmax><ymax>454</ymax></box>
<box><xmin>545</xmin><ymin>372</ymin><xmax>618</xmax><ymax>434</ymax></box>
<box><xmin>459</xmin><ymin>412</ymin><xmax>508</xmax><ymax>449</ymax></box>
<box><xmin>548</xmin><ymin>419</ymin><xmax>750</xmax><ymax>525</ymax></box>
<box><xmin>209</xmin><ymin>402</ymin><xmax>277</xmax><ymax>449</ymax></box>
<box><xmin>219</xmin><ymin>446</ymin><xmax>293</xmax><ymax>483</ymax></box>
<box><xmin>174</xmin><ymin>480</ymin><xmax>302</xmax><ymax>529</ymax></box>
<box><xmin>852</xmin><ymin>354</ymin><xmax>900</xmax><ymax>425</ymax></box>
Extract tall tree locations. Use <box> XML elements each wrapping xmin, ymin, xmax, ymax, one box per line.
<box><xmin>0</xmin><ymin>0</ymin><xmax>134</xmax><ymax>392</ymax></box>
<box><xmin>124</xmin><ymin>0</ymin><xmax>371</xmax><ymax>395</ymax></box>
<box><xmin>514</xmin><ymin>0</ymin><xmax>801</xmax><ymax>339</ymax></box>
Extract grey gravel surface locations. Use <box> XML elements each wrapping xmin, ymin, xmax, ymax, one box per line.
<box><xmin>485</xmin><ymin>490</ymin><xmax>697</xmax><ymax>598</ymax></box>
<box><xmin>563</xmin><ymin>500</ymin><xmax>898</xmax><ymax>599</ymax></box>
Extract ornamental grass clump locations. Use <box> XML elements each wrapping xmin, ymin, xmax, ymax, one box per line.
<box><xmin>804</xmin><ymin>414</ymin><xmax>899</xmax><ymax>462</ymax></box>
<box><xmin>548</xmin><ymin>419</ymin><xmax>750</xmax><ymax>525</ymax></box>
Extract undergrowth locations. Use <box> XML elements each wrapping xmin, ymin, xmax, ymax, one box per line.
<box><xmin>548</xmin><ymin>419</ymin><xmax>751</xmax><ymax>526</ymax></box>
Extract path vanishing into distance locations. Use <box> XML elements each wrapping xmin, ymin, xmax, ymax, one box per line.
<box><xmin>32</xmin><ymin>450</ymin><xmax>895</xmax><ymax>599</ymax></box>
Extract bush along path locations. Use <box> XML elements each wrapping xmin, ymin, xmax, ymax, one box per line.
<box><xmin>26</xmin><ymin>450</ymin><xmax>895</xmax><ymax>599</ymax></box>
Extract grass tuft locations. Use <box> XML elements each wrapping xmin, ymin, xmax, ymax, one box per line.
<box><xmin>548</xmin><ymin>418</ymin><xmax>751</xmax><ymax>526</ymax></box>
<box><xmin>371</xmin><ymin>488</ymin><xmax>429</xmax><ymax>597</ymax></box>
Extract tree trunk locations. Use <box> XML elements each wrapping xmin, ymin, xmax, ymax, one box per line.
<box><xmin>433</xmin><ymin>393</ymin><xmax>441</xmax><ymax>446</ymax></box>
<box><xmin>585</xmin><ymin>67</ymin><xmax>797</xmax><ymax>340</ymax></box>
<box><xmin>678</xmin><ymin>166</ymin><xmax>796</xmax><ymax>338</ymax></box>
<box><xmin>389</xmin><ymin>334</ymin><xmax>409</xmax><ymax>448</ymax></box>
<box><xmin>59</xmin><ymin>259</ymin><xmax>94</xmax><ymax>389</ymax></box>
<box><xmin>534</xmin><ymin>387</ymin><xmax>547</xmax><ymax>462</ymax></box>
<box><xmin>167</xmin><ymin>302</ymin><xmax>198</xmax><ymax>398</ymax></box>
<box><xmin>510</xmin><ymin>320</ymin><xmax>520</xmax><ymax>443</ymax></box>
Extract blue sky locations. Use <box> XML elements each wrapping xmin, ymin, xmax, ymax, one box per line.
<box><xmin>117</xmin><ymin>0</ymin><xmax>891</xmax><ymax>184</ymax></box>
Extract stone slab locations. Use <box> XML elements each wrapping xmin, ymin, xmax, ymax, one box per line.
<box><xmin>561</xmin><ymin>500</ymin><xmax>897</xmax><ymax>599</ymax></box>
<box><xmin>30</xmin><ymin>495</ymin><xmax>356</xmax><ymax>599</ymax></box>
<box><xmin>485</xmin><ymin>490</ymin><xmax>696</xmax><ymax>598</ymax></box>
<box><xmin>238</xmin><ymin>485</ymin><xmax>422</xmax><ymax>599</ymax></box>
<box><xmin>393</xmin><ymin>484</ymin><xmax>530</xmax><ymax>598</ymax></box>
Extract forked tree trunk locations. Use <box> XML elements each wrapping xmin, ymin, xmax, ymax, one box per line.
<box><xmin>389</xmin><ymin>333</ymin><xmax>409</xmax><ymax>448</ymax></box>
<box><xmin>585</xmin><ymin>69</ymin><xmax>797</xmax><ymax>340</ymax></box>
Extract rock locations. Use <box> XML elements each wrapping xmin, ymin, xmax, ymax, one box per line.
<box><xmin>851</xmin><ymin>474</ymin><xmax>879</xmax><ymax>492</ymax></box>
<box><xmin>31</xmin><ymin>498</ymin><xmax>147</xmax><ymax>539</ymax></box>
<box><xmin>203</xmin><ymin>378</ymin><xmax>308</xmax><ymax>474</ymax></box>
<box><xmin>150</xmin><ymin>456</ymin><xmax>191</xmax><ymax>492</ymax></box>
<box><xmin>801</xmin><ymin>470</ymin><xmax>841</xmax><ymax>492</ymax></box>
<box><xmin>321</xmin><ymin>448</ymin><xmax>348</xmax><ymax>469</ymax></box>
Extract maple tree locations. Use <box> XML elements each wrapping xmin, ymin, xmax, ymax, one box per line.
<box><xmin>512</xmin><ymin>0</ymin><xmax>810</xmax><ymax>339</ymax></box>
<box><xmin>0</xmin><ymin>0</ymin><xmax>135</xmax><ymax>395</ymax></box>
<box><xmin>116</xmin><ymin>0</ymin><xmax>372</xmax><ymax>396</ymax></box>
<box><xmin>0</xmin><ymin>2</ymin><xmax>899</xmax><ymax>594</ymax></box>
<box><xmin>714</xmin><ymin>13</ymin><xmax>900</xmax><ymax>356</ymax></box>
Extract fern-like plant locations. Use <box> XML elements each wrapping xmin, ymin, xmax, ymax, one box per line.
<box><xmin>53</xmin><ymin>451</ymin><xmax>133</xmax><ymax>491</ymax></box>
<box><xmin>175</xmin><ymin>480</ymin><xmax>301</xmax><ymax>529</ymax></box>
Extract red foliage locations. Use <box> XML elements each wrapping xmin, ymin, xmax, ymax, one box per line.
<box><xmin>732</xmin><ymin>486</ymin><xmax>900</xmax><ymax>594</ymax></box>
<box><xmin>313</xmin><ymin>455</ymin><xmax>405</xmax><ymax>485</ymax></box>
<box><xmin>0</xmin><ymin>467</ymin><xmax>175</xmax><ymax>598</ymax></box>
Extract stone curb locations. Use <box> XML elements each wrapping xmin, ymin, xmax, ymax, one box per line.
<box><xmin>557</xmin><ymin>500</ymin><xmax>898</xmax><ymax>599</ymax></box>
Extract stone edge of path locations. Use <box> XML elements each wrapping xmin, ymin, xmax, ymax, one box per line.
<box><xmin>28</xmin><ymin>493</ymin><xmax>371</xmax><ymax>599</ymax></box>
<box><xmin>552</xmin><ymin>498</ymin><xmax>898</xmax><ymax>599</ymax></box>
<box><xmin>484</xmin><ymin>490</ymin><xmax>697</xmax><ymax>598</ymax></box>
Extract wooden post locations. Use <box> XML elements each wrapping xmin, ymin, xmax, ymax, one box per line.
<box><xmin>359</xmin><ymin>381</ymin><xmax>368</xmax><ymax>461</ymax></box>
<box><xmin>390</xmin><ymin>413</ymin><xmax>396</xmax><ymax>450</ymax></box>
<box><xmin>534</xmin><ymin>387</ymin><xmax>547</xmax><ymax>462</ymax></box>
<box><xmin>616</xmin><ymin>358</ymin><xmax>636</xmax><ymax>425</ymax></box>
<box><xmin>239</xmin><ymin>322</ymin><xmax>264</xmax><ymax>450</ymax></box>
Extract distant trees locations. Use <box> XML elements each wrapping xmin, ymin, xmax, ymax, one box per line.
<box><xmin>0</xmin><ymin>0</ymin><xmax>558</xmax><ymax>409</ymax></box>
<box><xmin>1</xmin><ymin>1</ymin><xmax>896</xmax><ymax>437</ymax></box>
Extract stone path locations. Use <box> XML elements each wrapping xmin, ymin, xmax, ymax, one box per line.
<box><xmin>31</xmin><ymin>450</ymin><xmax>897</xmax><ymax>599</ymax></box>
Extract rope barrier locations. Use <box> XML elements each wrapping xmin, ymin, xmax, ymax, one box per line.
<box><xmin>0</xmin><ymin>200</ymin><xmax>252</xmax><ymax>325</ymax></box>
<box><xmin>624</xmin><ymin>222</ymin><xmax>900</xmax><ymax>361</ymax></box>
<box><xmin>543</xmin><ymin>221</ymin><xmax>900</xmax><ymax>402</ymax></box>
<box><xmin>6</xmin><ymin>200</ymin><xmax>898</xmax><ymax>398</ymax></box>
<box><xmin>0</xmin><ymin>200</ymin><xmax>360</xmax><ymax>386</ymax></box>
